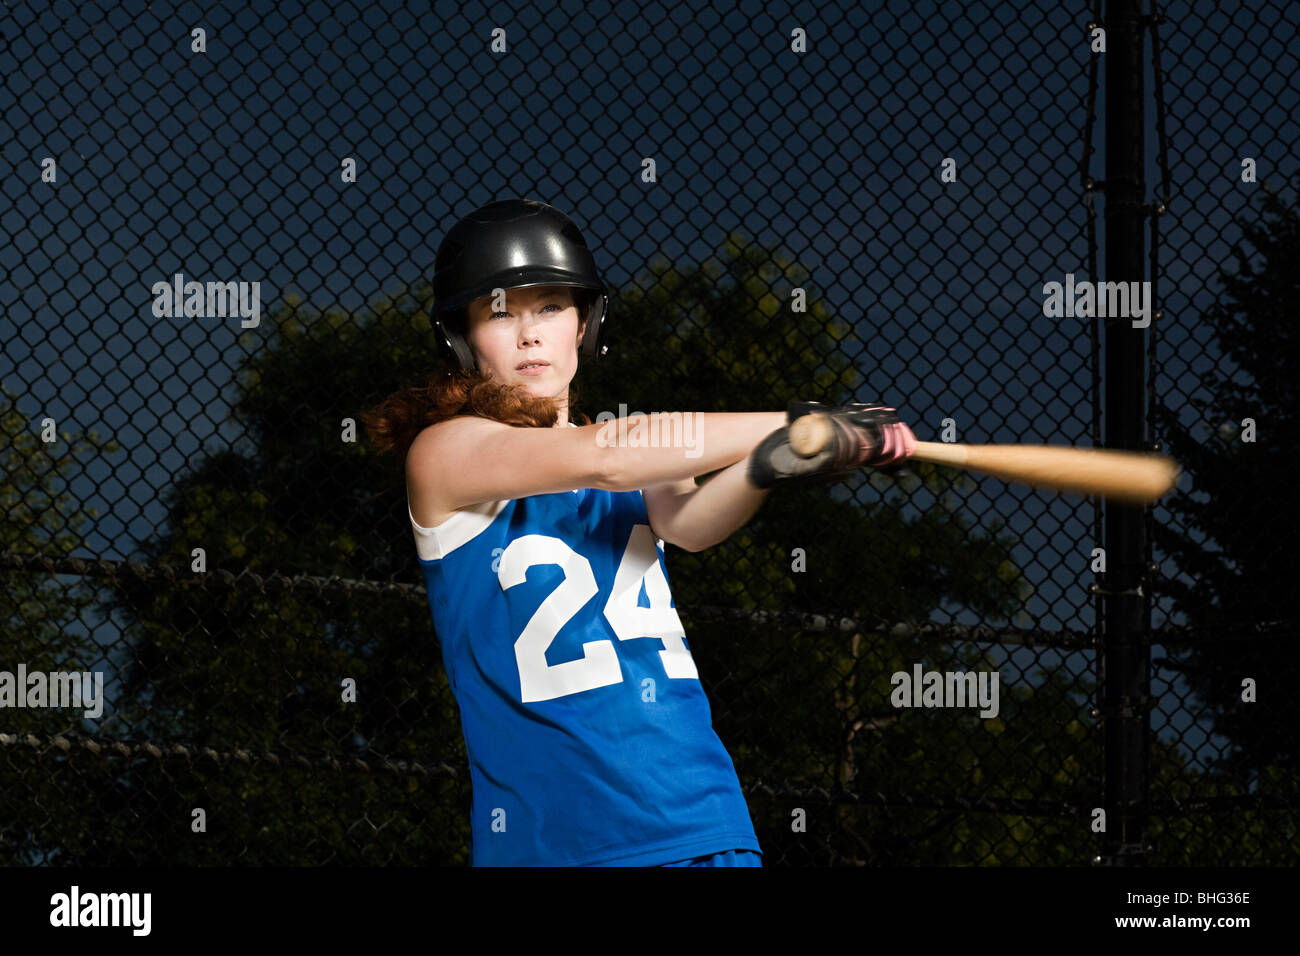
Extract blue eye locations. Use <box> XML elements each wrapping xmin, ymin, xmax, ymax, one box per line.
<box><xmin>490</xmin><ymin>303</ymin><xmax>561</xmax><ymax>319</ymax></box>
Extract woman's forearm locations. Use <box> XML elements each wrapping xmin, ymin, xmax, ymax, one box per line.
<box><xmin>675</xmin><ymin>454</ymin><xmax>771</xmax><ymax>551</ymax></box>
<box><xmin>596</xmin><ymin>411</ymin><xmax>785</xmax><ymax>492</ymax></box>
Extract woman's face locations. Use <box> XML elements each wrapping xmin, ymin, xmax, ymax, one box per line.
<box><xmin>466</xmin><ymin>285</ymin><xmax>586</xmax><ymax>397</ymax></box>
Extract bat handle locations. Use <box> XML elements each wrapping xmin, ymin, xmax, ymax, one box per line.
<box><xmin>789</xmin><ymin>413</ymin><xmax>834</xmax><ymax>458</ymax></box>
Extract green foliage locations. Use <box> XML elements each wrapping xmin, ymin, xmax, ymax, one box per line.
<box><xmin>0</xmin><ymin>386</ymin><xmax>121</xmax><ymax>863</ymax></box>
<box><xmin>0</xmin><ymin>387</ymin><xmax>118</xmax><ymax>703</ymax></box>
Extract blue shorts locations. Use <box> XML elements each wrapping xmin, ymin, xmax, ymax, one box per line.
<box><xmin>658</xmin><ymin>849</ymin><xmax>762</xmax><ymax>867</ymax></box>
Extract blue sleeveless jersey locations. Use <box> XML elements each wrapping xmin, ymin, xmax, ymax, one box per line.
<box><xmin>408</xmin><ymin>431</ymin><xmax>761</xmax><ymax>866</ymax></box>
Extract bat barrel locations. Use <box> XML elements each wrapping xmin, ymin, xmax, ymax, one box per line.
<box><xmin>911</xmin><ymin>441</ymin><xmax>1180</xmax><ymax>503</ymax></box>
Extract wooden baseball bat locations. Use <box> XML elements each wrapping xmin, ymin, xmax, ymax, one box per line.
<box><xmin>788</xmin><ymin>413</ymin><xmax>1180</xmax><ymax>504</ymax></box>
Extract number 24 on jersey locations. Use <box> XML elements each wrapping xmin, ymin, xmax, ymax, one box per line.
<box><xmin>496</xmin><ymin>524</ymin><xmax>698</xmax><ymax>703</ymax></box>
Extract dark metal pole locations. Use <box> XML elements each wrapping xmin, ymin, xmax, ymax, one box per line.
<box><xmin>1101</xmin><ymin>0</ymin><xmax>1150</xmax><ymax>865</ymax></box>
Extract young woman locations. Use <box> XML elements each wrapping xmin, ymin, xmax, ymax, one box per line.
<box><xmin>363</xmin><ymin>199</ymin><xmax>917</xmax><ymax>866</ymax></box>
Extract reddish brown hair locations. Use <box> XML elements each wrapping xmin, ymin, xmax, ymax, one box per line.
<box><xmin>361</xmin><ymin>290</ymin><xmax>596</xmax><ymax>470</ymax></box>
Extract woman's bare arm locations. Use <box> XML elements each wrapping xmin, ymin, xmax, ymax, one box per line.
<box><xmin>643</xmin><ymin>455</ymin><xmax>771</xmax><ymax>552</ymax></box>
<box><xmin>407</xmin><ymin>411</ymin><xmax>786</xmax><ymax>513</ymax></box>
<box><xmin>601</xmin><ymin>412</ymin><xmax>785</xmax><ymax>492</ymax></box>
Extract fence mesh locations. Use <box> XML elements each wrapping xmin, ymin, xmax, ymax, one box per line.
<box><xmin>1</xmin><ymin>0</ymin><xmax>1297</xmax><ymax>866</ymax></box>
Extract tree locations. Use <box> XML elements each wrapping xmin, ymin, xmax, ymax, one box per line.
<box><xmin>1150</xmin><ymin>179</ymin><xmax>1300</xmax><ymax>787</ymax></box>
<box><xmin>0</xmin><ymin>386</ymin><xmax>120</xmax><ymax>864</ymax></box>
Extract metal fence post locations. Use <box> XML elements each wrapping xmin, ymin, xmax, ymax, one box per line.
<box><xmin>1100</xmin><ymin>0</ymin><xmax>1151</xmax><ymax>866</ymax></box>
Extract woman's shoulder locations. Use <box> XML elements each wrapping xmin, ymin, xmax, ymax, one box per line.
<box><xmin>412</xmin><ymin>414</ymin><xmax>576</xmax><ymax>456</ymax></box>
<box><xmin>406</xmin><ymin>417</ymin><xmax>477</xmax><ymax>526</ymax></box>
<box><xmin>410</xmin><ymin>414</ymin><xmax>491</xmax><ymax>455</ymax></box>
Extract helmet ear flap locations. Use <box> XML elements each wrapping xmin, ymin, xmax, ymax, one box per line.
<box><xmin>573</xmin><ymin>288</ymin><xmax>592</xmax><ymax>324</ymax></box>
<box><xmin>436</xmin><ymin>306</ymin><xmax>478</xmax><ymax>371</ymax></box>
<box><xmin>573</xmin><ymin>288</ymin><xmax>598</xmax><ymax>353</ymax></box>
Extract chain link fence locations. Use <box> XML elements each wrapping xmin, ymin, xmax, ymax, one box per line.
<box><xmin>1</xmin><ymin>0</ymin><xmax>1296</xmax><ymax>866</ymax></box>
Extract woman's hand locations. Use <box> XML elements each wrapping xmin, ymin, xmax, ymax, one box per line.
<box><xmin>788</xmin><ymin>401</ymin><xmax>917</xmax><ymax>468</ymax></box>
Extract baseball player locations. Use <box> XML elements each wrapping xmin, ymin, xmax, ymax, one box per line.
<box><xmin>365</xmin><ymin>199</ymin><xmax>917</xmax><ymax>866</ymax></box>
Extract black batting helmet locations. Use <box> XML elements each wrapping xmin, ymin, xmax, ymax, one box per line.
<box><xmin>431</xmin><ymin>199</ymin><xmax>609</xmax><ymax>370</ymax></box>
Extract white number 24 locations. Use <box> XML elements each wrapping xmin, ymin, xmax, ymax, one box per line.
<box><xmin>496</xmin><ymin>524</ymin><xmax>698</xmax><ymax>703</ymax></box>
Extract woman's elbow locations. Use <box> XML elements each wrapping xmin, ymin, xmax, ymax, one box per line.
<box><xmin>677</xmin><ymin>532</ymin><xmax>716</xmax><ymax>553</ymax></box>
